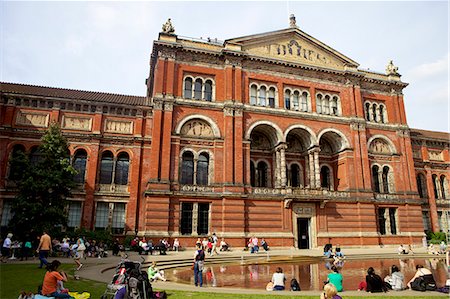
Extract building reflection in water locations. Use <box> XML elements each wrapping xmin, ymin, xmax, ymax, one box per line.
<box><xmin>167</xmin><ymin>258</ymin><xmax>447</xmax><ymax>291</ymax></box>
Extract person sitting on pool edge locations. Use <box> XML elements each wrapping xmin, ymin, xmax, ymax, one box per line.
<box><xmin>271</xmin><ymin>267</ymin><xmax>286</xmax><ymax>291</ymax></box>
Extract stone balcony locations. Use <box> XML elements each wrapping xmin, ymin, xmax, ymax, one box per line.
<box><xmin>179</xmin><ymin>184</ymin><xmax>214</xmax><ymax>193</ymax></box>
<box><xmin>374</xmin><ymin>193</ymin><xmax>399</xmax><ymax>200</ymax></box>
<box><xmin>252</xmin><ymin>187</ymin><xmax>351</xmax><ymax>199</ymax></box>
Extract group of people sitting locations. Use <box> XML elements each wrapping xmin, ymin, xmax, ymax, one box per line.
<box><xmin>132</xmin><ymin>237</ymin><xmax>171</xmax><ymax>255</ymax></box>
<box><xmin>246</xmin><ymin>236</ymin><xmax>269</xmax><ymax>253</ymax></box>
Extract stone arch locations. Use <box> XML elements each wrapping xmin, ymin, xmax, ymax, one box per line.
<box><xmin>246</xmin><ymin>120</ymin><xmax>283</xmax><ymax>146</ymax></box>
<box><xmin>284</xmin><ymin>124</ymin><xmax>317</xmax><ymax>150</ymax></box>
<box><xmin>175</xmin><ymin>114</ymin><xmax>221</xmax><ymax>138</ymax></box>
<box><xmin>317</xmin><ymin>128</ymin><xmax>350</xmax><ymax>153</ymax></box>
<box><xmin>367</xmin><ymin>135</ymin><xmax>397</xmax><ymax>154</ymax></box>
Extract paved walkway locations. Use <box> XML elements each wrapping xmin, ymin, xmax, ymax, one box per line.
<box><xmin>65</xmin><ymin>246</ymin><xmax>449</xmax><ymax>297</ymax></box>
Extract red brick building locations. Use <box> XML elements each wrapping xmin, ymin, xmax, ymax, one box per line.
<box><xmin>1</xmin><ymin>17</ymin><xmax>448</xmax><ymax>248</ymax></box>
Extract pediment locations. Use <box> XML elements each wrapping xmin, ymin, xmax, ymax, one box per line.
<box><xmin>225</xmin><ymin>28</ymin><xmax>359</xmax><ymax>70</ymax></box>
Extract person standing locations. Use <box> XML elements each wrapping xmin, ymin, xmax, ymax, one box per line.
<box><xmin>211</xmin><ymin>233</ymin><xmax>219</xmax><ymax>256</ymax></box>
<box><xmin>37</xmin><ymin>231</ymin><xmax>51</xmax><ymax>268</ymax></box>
<box><xmin>1</xmin><ymin>233</ymin><xmax>13</xmax><ymax>263</ymax></box>
<box><xmin>193</xmin><ymin>244</ymin><xmax>205</xmax><ymax>287</ymax></box>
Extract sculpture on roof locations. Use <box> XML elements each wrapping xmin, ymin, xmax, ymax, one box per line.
<box><xmin>289</xmin><ymin>14</ymin><xmax>298</xmax><ymax>28</ymax></box>
<box><xmin>162</xmin><ymin>18</ymin><xmax>175</xmax><ymax>34</ymax></box>
<box><xmin>385</xmin><ymin>60</ymin><xmax>399</xmax><ymax>76</ymax></box>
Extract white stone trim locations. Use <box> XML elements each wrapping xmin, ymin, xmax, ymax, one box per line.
<box><xmin>245</xmin><ymin>120</ymin><xmax>283</xmax><ymax>144</ymax></box>
<box><xmin>283</xmin><ymin>124</ymin><xmax>318</xmax><ymax>145</ymax></box>
<box><xmin>317</xmin><ymin>128</ymin><xmax>351</xmax><ymax>151</ymax></box>
<box><xmin>175</xmin><ymin>114</ymin><xmax>221</xmax><ymax>138</ymax></box>
<box><xmin>367</xmin><ymin>135</ymin><xmax>398</xmax><ymax>154</ymax></box>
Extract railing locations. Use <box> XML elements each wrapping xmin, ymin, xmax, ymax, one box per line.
<box><xmin>180</xmin><ymin>184</ymin><xmax>214</xmax><ymax>193</ymax></box>
<box><xmin>374</xmin><ymin>193</ymin><xmax>398</xmax><ymax>200</ymax></box>
<box><xmin>253</xmin><ymin>187</ymin><xmax>351</xmax><ymax>198</ymax></box>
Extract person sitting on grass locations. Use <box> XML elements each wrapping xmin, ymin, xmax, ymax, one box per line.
<box><xmin>147</xmin><ymin>261</ymin><xmax>166</xmax><ymax>282</ymax></box>
<box><xmin>41</xmin><ymin>260</ymin><xmax>74</xmax><ymax>299</ymax></box>
<box><xmin>320</xmin><ymin>283</ymin><xmax>342</xmax><ymax>299</ymax></box>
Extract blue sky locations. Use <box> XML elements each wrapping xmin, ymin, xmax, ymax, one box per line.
<box><xmin>1</xmin><ymin>1</ymin><xmax>448</xmax><ymax>132</ymax></box>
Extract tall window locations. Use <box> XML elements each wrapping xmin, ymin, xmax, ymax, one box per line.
<box><xmin>114</xmin><ymin>152</ymin><xmax>129</xmax><ymax>185</ymax></box>
<box><xmin>196</xmin><ymin>153</ymin><xmax>209</xmax><ymax>186</ymax></box>
<box><xmin>112</xmin><ymin>203</ymin><xmax>126</xmax><ymax>234</ymax></box>
<box><xmin>95</xmin><ymin>202</ymin><xmax>109</xmax><ymax>229</ymax></box>
<box><xmin>290</xmin><ymin>164</ymin><xmax>300</xmax><ymax>187</ymax></box>
<box><xmin>1</xmin><ymin>201</ymin><xmax>13</xmax><ymax>227</ymax></box>
<box><xmin>378</xmin><ymin>207</ymin><xmax>398</xmax><ymax>235</ymax></box>
<box><xmin>99</xmin><ymin>151</ymin><xmax>114</xmax><ymax>184</ymax></box>
<box><xmin>301</xmin><ymin>92</ymin><xmax>308</xmax><ymax>112</ymax></box>
<box><xmin>184</xmin><ymin>77</ymin><xmax>193</xmax><ymax>99</ymax></box>
<box><xmin>365</xmin><ymin>102</ymin><xmax>371</xmax><ymax>120</ymax></box>
<box><xmin>180</xmin><ymin>202</ymin><xmax>193</xmax><ymax>235</ymax></box>
<box><xmin>250</xmin><ymin>162</ymin><xmax>256</xmax><ymax>187</ymax></box>
<box><xmin>389</xmin><ymin>208</ymin><xmax>397</xmax><ymax>235</ymax></box>
<box><xmin>258</xmin><ymin>86</ymin><xmax>267</xmax><ymax>106</ymax></box>
<box><xmin>29</xmin><ymin>146</ymin><xmax>42</xmax><ymax>166</ymax></box>
<box><xmin>379</xmin><ymin>105</ymin><xmax>385</xmax><ymax>123</ymax></box>
<box><xmin>284</xmin><ymin>90</ymin><xmax>291</xmax><ymax>110</ymax></box>
<box><xmin>330</xmin><ymin>96</ymin><xmax>338</xmax><ymax>115</ymax></box>
<box><xmin>67</xmin><ymin>201</ymin><xmax>82</xmax><ymax>228</ymax></box>
<box><xmin>378</xmin><ymin>207</ymin><xmax>386</xmax><ymax>235</ymax></box>
<box><xmin>256</xmin><ymin>161</ymin><xmax>268</xmax><ymax>187</ymax></box>
<box><xmin>8</xmin><ymin>144</ymin><xmax>25</xmax><ymax>180</ymax></box>
<box><xmin>268</xmin><ymin>87</ymin><xmax>275</xmax><ymax>108</ymax></box>
<box><xmin>181</xmin><ymin>152</ymin><xmax>194</xmax><ymax>184</ymax></box>
<box><xmin>432</xmin><ymin>174</ymin><xmax>439</xmax><ymax>199</ymax></box>
<box><xmin>197</xmin><ymin>203</ymin><xmax>210</xmax><ymax>235</ymax></box>
<box><xmin>440</xmin><ymin>175</ymin><xmax>447</xmax><ymax>199</ymax></box>
<box><xmin>323</xmin><ymin>95</ymin><xmax>330</xmax><ymax>114</ymax></box>
<box><xmin>364</xmin><ymin>101</ymin><xmax>387</xmax><ymax>123</ymax></box>
<box><xmin>316</xmin><ymin>94</ymin><xmax>323</xmax><ymax>114</ymax></box>
<box><xmin>194</xmin><ymin>79</ymin><xmax>202</xmax><ymax>100</ymax></box>
<box><xmin>292</xmin><ymin>91</ymin><xmax>300</xmax><ymax>110</ymax></box>
<box><xmin>382</xmin><ymin>166</ymin><xmax>390</xmax><ymax>193</ymax></box>
<box><xmin>73</xmin><ymin>150</ymin><xmax>87</xmax><ymax>185</ymax></box>
<box><xmin>250</xmin><ymin>84</ymin><xmax>277</xmax><ymax>107</ymax></box>
<box><xmin>250</xmin><ymin>85</ymin><xmax>257</xmax><ymax>105</ymax></box>
<box><xmin>320</xmin><ymin>166</ymin><xmax>331</xmax><ymax>189</ymax></box>
<box><xmin>416</xmin><ymin>174</ymin><xmax>427</xmax><ymax>198</ymax></box>
<box><xmin>372</xmin><ymin>165</ymin><xmax>380</xmax><ymax>193</ymax></box>
<box><xmin>204</xmin><ymin>80</ymin><xmax>213</xmax><ymax>101</ymax></box>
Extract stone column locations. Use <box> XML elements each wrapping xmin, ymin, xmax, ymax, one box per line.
<box><xmin>309</xmin><ymin>152</ymin><xmax>315</xmax><ymax>188</ymax></box>
<box><xmin>378</xmin><ymin>170</ymin><xmax>384</xmax><ymax>193</ymax></box>
<box><xmin>314</xmin><ymin>150</ymin><xmax>320</xmax><ymax>189</ymax></box>
<box><xmin>275</xmin><ymin>149</ymin><xmax>281</xmax><ymax>188</ymax></box>
<box><xmin>305</xmin><ymin>154</ymin><xmax>310</xmax><ymax>188</ymax></box>
<box><xmin>280</xmin><ymin>145</ymin><xmax>287</xmax><ymax>187</ymax></box>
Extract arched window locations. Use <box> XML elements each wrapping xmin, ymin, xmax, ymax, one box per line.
<box><xmin>250</xmin><ymin>85</ymin><xmax>257</xmax><ymax>105</ymax></box>
<box><xmin>196</xmin><ymin>153</ymin><xmax>209</xmax><ymax>186</ymax></box>
<box><xmin>382</xmin><ymin>166</ymin><xmax>390</xmax><ymax>193</ymax></box>
<box><xmin>440</xmin><ymin>175</ymin><xmax>447</xmax><ymax>199</ymax></box>
<box><xmin>416</xmin><ymin>173</ymin><xmax>427</xmax><ymax>198</ymax></box>
<box><xmin>194</xmin><ymin>79</ymin><xmax>202</xmax><ymax>100</ymax></box>
<box><xmin>29</xmin><ymin>146</ymin><xmax>42</xmax><ymax>166</ymax></box>
<box><xmin>114</xmin><ymin>152</ymin><xmax>129</xmax><ymax>185</ymax></box>
<box><xmin>323</xmin><ymin>95</ymin><xmax>330</xmax><ymax>114</ymax></box>
<box><xmin>250</xmin><ymin>162</ymin><xmax>256</xmax><ymax>187</ymax></box>
<box><xmin>365</xmin><ymin>102</ymin><xmax>371</xmax><ymax>120</ymax></box>
<box><xmin>320</xmin><ymin>166</ymin><xmax>331</xmax><ymax>189</ymax></box>
<box><xmin>316</xmin><ymin>94</ymin><xmax>323</xmax><ymax>114</ymax></box>
<box><xmin>301</xmin><ymin>92</ymin><xmax>308</xmax><ymax>112</ymax></box>
<box><xmin>184</xmin><ymin>77</ymin><xmax>193</xmax><ymax>99</ymax></box>
<box><xmin>73</xmin><ymin>149</ymin><xmax>87</xmax><ymax>185</ymax></box>
<box><xmin>331</xmin><ymin>96</ymin><xmax>338</xmax><ymax>115</ymax></box>
<box><xmin>293</xmin><ymin>91</ymin><xmax>300</xmax><ymax>110</ymax></box>
<box><xmin>284</xmin><ymin>90</ymin><xmax>291</xmax><ymax>110</ymax></box>
<box><xmin>379</xmin><ymin>105</ymin><xmax>385</xmax><ymax>123</ymax></box>
<box><xmin>432</xmin><ymin>174</ymin><xmax>439</xmax><ymax>199</ymax></box>
<box><xmin>372</xmin><ymin>104</ymin><xmax>378</xmax><ymax>122</ymax></box>
<box><xmin>99</xmin><ymin>151</ymin><xmax>114</xmax><ymax>184</ymax></box>
<box><xmin>204</xmin><ymin>80</ymin><xmax>213</xmax><ymax>101</ymax></box>
<box><xmin>259</xmin><ymin>86</ymin><xmax>267</xmax><ymax>106</ymax></box>
<box><xmin>372</xmin><ymin>165</ymin><xmax>380</xmax><ymax>193</ymax></box>
<box><xmin>256</xmin><ymin>161</ymin><xmax>268</xmax><ymax>187</ymax></box>
<box><xmin>8</xmin><ymin>144</ymin><xmax>25</xmax><ymax>180</ymax></box>
<box><xmin>291</xmin><ymin>164</ymin><xmax>300</xmax><ymax>187</ymax></box>
<box><xmin>181</xmin><ymin>152</ymin><xmax>194</xmax><ymax>185</ymax></box>
<box><xmin>268</xmin><ymin>87</ymin><xmax>275</xmax><ymax>108</ymax></box>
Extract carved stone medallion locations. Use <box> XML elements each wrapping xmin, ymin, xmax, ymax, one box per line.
<box><xmin>180</xmin><ymin>119</ymin><xmax>213</xmax><ymax>138</ymax></box>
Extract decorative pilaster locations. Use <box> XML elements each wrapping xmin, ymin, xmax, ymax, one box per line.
<box><xmin>314</xmin><ymin>150</ymin><xmax>320</xmax><ymax>189</ymax></box>
<box><xmin>280</xmin><ymin>145</ymin><xmax>287</xmax><ymax>187</ymax></box>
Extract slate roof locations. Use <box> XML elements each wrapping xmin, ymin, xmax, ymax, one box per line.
<box><xmin>0</xmin><ymin>82</ymin><xmax>146</xmax><ymax>106</ymax></box>
<box><xmin>410</xmin><ymin>128</ymin><xmax>450</xmax><ymax>142</ymax></box>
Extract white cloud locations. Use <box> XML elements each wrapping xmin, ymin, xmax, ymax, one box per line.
<box><xmin>87</xmin><ymin>3</ymin><xmax>119</xmax><ymax>30</ymax></box>
<box><xmin>405</xmin><ymin>53</ymin><xmax>449</xmax><ymax>82</ymax></box>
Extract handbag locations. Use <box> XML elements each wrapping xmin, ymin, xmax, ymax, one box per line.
<box><xmin>410</xmin><ymin>276</ymin><xmax>426</xmax><ymax>292</ymax></box>
<box><xmin>77</xmin><ymin>243</ymin><xmax>86</xmax><ymax>251</ymax></box>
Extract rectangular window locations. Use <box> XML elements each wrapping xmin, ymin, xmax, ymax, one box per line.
<box><xmin>180</xmin><ymin>202</ymin><xmax>193</xmax><ymax>235</ymax></box>
<box><xmin>1</xmin><ymin>201</ymin><xmax>13</xmax><ymax>227</ymax></box>
<box><xmin>389</xmin><ymin>208</ymin><xmax>397</xmax><ymax>235</ymax></box>
<box><xmin>112</xmin><ymin>203</ymin><xmax>126</xmax><ymax>234</ymax></box>
<box><xmin>68</xmin><ymin>201</ymin><xmax>82</xmax><ymax>228</ymax></box>
<box><xmin>438</xmin><ymin>211</ymin><xmax>443</xmax><ymax>231</ymax></box>
<box><xmin>378</xmin><ymin>208</ymin><xmax>386</xmax><ymax>235</ymax></box>
<box><xmin>95</xmin><ymin>202</ymin><xmax>109</xmax><ymax>229</ymax></box>
<box><xmin>197</xmin><ymin>203</ymin><xmax>210</xmax><ymax>235</ymax></box>
<box><xmin>422</xmin><ymin>211</ymin><xmax>431</xmax><ymax>233</ymax></box>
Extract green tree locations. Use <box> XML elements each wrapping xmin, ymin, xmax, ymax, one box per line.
<box><xmin>8</xmin><ymin>123</ymin><xmax>76</xmax><ymax>239</ymax></box>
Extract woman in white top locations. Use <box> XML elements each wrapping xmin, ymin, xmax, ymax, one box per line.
<box><xmin>271</xmin><ymin>267</ymin><xmax>286</xmax><ymax>291</ymax></box>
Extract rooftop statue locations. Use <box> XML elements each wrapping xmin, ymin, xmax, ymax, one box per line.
<box><xmin>162</xmin><ymin>18</ymin><xmax>175</xmax><ymax>34</ymax></box>
<box><xmin>385</xmin><ymin>60</ymin><xmax>400</xmax><ymax>76</ymax></box>
<box><xmin>289</xmin><ymin>14</ymin><xmax>298</xmax><ymax>28</ymax></box>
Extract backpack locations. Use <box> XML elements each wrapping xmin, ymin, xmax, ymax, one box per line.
<box><xmin>290</xmin><ymin>278</ymin><xmax>301</xmax><ymax>291</ymax></box>
<box><xmin>195</xmin><ymin>250</ymin><xmax>205</xmax><ymax>261</ymax></box>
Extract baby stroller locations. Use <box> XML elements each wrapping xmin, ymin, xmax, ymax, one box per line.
<box><xmin>101</xmin><ymin>256</ymin><xmax>152</xmax><ymax>299</ymax></box>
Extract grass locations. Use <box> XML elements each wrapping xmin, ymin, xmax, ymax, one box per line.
<box><xmin>0</xmin><ymin>263</ymin><xmax>446</xmax><ymax>299</ymax></box>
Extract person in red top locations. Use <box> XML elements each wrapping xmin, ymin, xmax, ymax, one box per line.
<box><xmin>41</xmin><ymin>260</ymin><xmax>73</xmax><ymax>298</ymax></box>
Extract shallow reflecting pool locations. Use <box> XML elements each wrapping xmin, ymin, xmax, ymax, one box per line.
<box><xmin>167</xmin><ymin>257</ymin><xmax>448</xmax><ymax>290</ymax></box>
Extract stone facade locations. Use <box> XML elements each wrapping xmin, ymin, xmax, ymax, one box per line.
<box><xmin>0</xmin><ymin>18</ymin><xmax>448</xmax><ymax>248</ymax></box>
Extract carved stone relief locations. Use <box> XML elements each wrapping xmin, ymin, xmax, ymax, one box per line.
<box><xmin>62</xmin><ymin>116</ymin><xmax>92</xmax><ymax>131</ymax></box>
<box><xmin>104</xmin><ymin>119</ymin><xmax>133</xmax><ymax>134</ymax></box>
<box><xmin>369</xmin><ymin>139</ymin><xmax>391</xmax><ymax>155</ymax></box>
<box><xmin>429</xmin><ymin>151</ymin><xmax>443</xmax><ymax>161</ymax></box>
<box><xmin>180</xmin><ymin>120</ymin><xmax>213</xmax><ymax>138</ymax></box>
<box><xmin>15</xmin><ymin>111</ymin><xmax>49</xmax><ymax>127</ymax></box>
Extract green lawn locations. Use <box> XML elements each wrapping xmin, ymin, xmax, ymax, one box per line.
<box><xmin>0</xmin><ymin>263</ymin><xmax>445</xmax><ymax>299</ymax></box>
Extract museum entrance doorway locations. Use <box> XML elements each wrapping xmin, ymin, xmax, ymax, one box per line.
<box><xmin>297</xmin><ymin>218</ymin><xmax>310</xmax><ymax>249</ymax></box>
